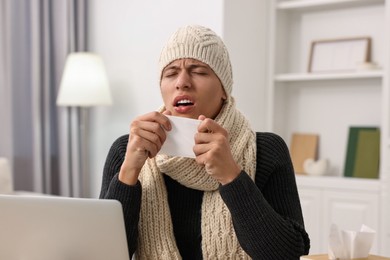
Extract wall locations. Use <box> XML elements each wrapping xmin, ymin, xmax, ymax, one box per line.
<box><xmin>88</xmin><ymin>0</ymin><xmax>225</xmax><ymax>197</ymax></box>
<box><xmin>223</xmin><ymin>0</ymin><xmax>268</xmax><ymax>132</ymax></box>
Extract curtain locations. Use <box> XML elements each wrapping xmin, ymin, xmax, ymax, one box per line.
<box><xmin>0</xmin><ymin>0</ymin><xmax>88</xmax><ymax>197</ymax></box>
<box><xmin>0</xmin><ymin>1</ymin><xmax>12</xmax><ymax>165</ymax></box>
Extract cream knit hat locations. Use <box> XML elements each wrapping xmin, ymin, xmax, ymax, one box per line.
<box><xmin>159</xmin><ymin>25</ymin><xmax>233</xmax><ymax>96</ymax></box>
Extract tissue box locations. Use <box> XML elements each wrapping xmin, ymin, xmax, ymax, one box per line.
<box><xmin>300</xmin><ymin>254</ymin><xmax>390</xmax><ymax>260</ymax></box>
<box><xmin>328</xmin><ymin>224</ymin><xmax>376</xmax><ymax>259</ymax></box>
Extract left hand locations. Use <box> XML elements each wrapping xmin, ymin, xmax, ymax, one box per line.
<box><xmin>193</xmin><ymin>115</ymin><xmax>241</xmax><ymax>185</ymax></box>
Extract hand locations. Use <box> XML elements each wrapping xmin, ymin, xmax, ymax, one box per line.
<box><xmin>119</xmin><ymin>111</ymin><xmax>172</xmax><ymax>185</ymax></box>
<box><xmin>193</xmin><ymin>115</ymin><xmax>241</xmax><ymax>185</ymax></box>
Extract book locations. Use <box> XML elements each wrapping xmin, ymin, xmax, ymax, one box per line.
<box><xmin>290</xmin><ymin>133</ymin><xmax>319</xmax><ymax>174</ymax></box>
<box><xmin>343</xmin><ymin>127</ymin><xmax>379</xmax><ymax>178</ymax></box>
<box><xmin>353</xmin><ymin>129</ymin><xmax>380</xmax><ymax>179</ymax></box>
<box><xmin>345</xmin><ymin>127</ymin><xmax>380</xmax><ymax>178</ymax></box>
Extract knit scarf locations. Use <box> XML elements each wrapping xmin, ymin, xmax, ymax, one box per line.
<box><xmin>136</xmin><ymin>96</ymin><xmax>256</xmax><ymax>259</ymax></box>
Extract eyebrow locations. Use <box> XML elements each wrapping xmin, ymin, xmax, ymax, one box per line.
<box><xmin>164</xmin><ymin>63</ymin><xmax>209</xmax><ymax>71</ymax></box>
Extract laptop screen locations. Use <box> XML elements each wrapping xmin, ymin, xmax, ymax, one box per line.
<box><xmin>0</xmin><ymin>195</ymin><xmax>130</xmax><ymax>260</ymax></box>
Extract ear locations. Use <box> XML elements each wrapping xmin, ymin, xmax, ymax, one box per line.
<box><xmin>222</xmin><ymin>89</ymin><xmax>227</xmax><ymax>101</ymax></box>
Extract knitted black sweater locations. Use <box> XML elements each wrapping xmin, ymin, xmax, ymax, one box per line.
<box><xmin>99</xmin><ymin>132</ymin><xmax>310</xmax><ymax>259</ymax></box>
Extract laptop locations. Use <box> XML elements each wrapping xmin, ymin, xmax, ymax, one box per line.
<box><xmin>0</xmin><ymin>195</ymin><xmax>130</xmax><ymax>260</ymax></box>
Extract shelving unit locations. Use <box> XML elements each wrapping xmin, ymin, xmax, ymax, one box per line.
<box><xmin>276</xmin><ymin>0</ymin><xmax>384</xmax><ymax>10</ymax></box>
<box><xmin>266</xmin><ymin>0</ymin><xmax>390</xmax><ymax>256</ymax></box>
<box><xmin>295</xmin><ymin>175</ymin><xmax>381</xmax><ymax>191</ymax></box>
<box><xmin>267</xmin><ymin>0</ymin><xmax>388</xmax><ymax>176</ymax></box>
<box><xmin>275</xmin><ymin>70</ymin><xmax>383</xmax><ymax>82</ymax></box>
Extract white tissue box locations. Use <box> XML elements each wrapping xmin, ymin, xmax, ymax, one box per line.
<box><xmin>328</xmin><ymin>224</ymin><xmax>376</xmax><ymax>260</ymax></box>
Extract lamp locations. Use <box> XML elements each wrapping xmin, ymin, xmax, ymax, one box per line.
<box><xmin>57</xmin><ymin>52</ymin><xmax>112</xmax><ymax>106</ymax></box>
<box><xmin>57</xmin><ymin>52</ymin><xmax>112</xmax><ymax>198</ymax></box>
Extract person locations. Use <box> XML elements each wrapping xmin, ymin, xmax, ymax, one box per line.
<box><xmin>100</xmin><ymin>25</ymin><xmax>310</xmax><ymax>260</ymax></box>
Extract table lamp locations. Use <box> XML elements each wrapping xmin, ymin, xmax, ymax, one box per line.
<box><xmin>57</xmin><ymin>52</ymin><xmax>112</xmax><ymax>197</ymax></box>
<box><xmin>57</xmin><ymin>52</ymin><xmax>112</xmax><ymax>106</ymax></box>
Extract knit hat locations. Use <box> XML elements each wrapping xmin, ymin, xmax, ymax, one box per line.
<box><xmin>158</xmin><ymin>25</ymin><xmax>233</xmax><ymax>96</ymax></box>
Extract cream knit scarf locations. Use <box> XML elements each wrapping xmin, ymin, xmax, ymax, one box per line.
<box><xmin>136</xmin><ymin>97</ymin><xmax>256</xmax><ymax>259</ymax></box>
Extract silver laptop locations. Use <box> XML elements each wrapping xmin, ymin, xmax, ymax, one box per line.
<box><xmin>0</xmin><ymin>195</ymin><xmax>130</xmax><ymax>260</ymax></box>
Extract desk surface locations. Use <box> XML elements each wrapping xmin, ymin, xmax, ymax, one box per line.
<box><xmin>300</xmin><ymin>254</ymin><xmax>390</xmax><ymax>260</ymax></box>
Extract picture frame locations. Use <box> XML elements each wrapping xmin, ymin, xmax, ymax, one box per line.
<box><xmin>308</xmin><ymin>37</ymin><xmax>371</xmax><ymax>73</ymax></box>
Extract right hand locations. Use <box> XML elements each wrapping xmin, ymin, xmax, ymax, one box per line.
<box><xmin>119</xmin><ymin>111</ymin><xmax>172</xmax><ymax>185</ymax></box>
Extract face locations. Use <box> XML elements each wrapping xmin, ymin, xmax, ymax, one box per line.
<box><xmin>160</xmin><ymin>58</ymin><xmax>227</xmax><ymax>119</ymax></box>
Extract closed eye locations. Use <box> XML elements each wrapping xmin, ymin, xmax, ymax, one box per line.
<box><xmin>192</xmin><ymin>72</ymin><xmax>207</xmax><ymax>75</ymax></box>
<box><xmin>162</xmin><ymin>70</ymin><xmax>178</xmax><ymax>78</ymax></box>
<box><xmin>191</xmin><ymin>69</ymin><xmax>208</xmax><ymax>75</ymax></box>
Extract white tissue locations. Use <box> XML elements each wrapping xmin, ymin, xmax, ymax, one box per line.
<box><xmin>158</xmin><ymin>116</ymin><xmax>201</xmax><ymax>158</ymax></box>
<box><xmin>328</xmin><ymin>224</ymin><xmax>376</xmax><ymax>260</ymax></box>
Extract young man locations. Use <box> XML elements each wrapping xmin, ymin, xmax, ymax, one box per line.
<box><xmin>100</xmin><ymin>25</ymin><xmax>310</xmax><ymax>259</ymax></box>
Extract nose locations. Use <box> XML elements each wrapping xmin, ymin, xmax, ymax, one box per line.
<box><xmin>175</xmin><ymin>71</ymin><xmax>191</xmax><ymax>90</ymax></box>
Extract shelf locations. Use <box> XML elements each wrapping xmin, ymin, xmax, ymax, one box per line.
<box><xmin>269</xmin><ymin>0</ymin><xmax>390</xmax><ymax>255</ymax></box>
<box><xmin>274</xmin><ymin>70</ymin><xmax>383</xmax><ymax>82</ymax></box>
<box><xmin>295</xmin><ymin>175</ymin><xmax>380</xmax><ymax>192</ymax></box>
<box><xmin>276</xmin><ymin>0</ymin><xmax>384</xmax><ymax>10</ymax></box>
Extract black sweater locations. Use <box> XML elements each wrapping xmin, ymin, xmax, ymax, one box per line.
<box><xmin>99</xmin><ymin>132</ymin><xmax>310</xmax><ymax>259</ymax></box>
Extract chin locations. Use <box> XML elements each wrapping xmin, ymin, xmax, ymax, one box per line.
<box><xmin>174</xmin><ymin>113</ymin><xmax>199</xmax><ymax>120</ymax></box>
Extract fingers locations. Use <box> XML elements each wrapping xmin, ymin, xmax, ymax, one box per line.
<box><xmin>197</xmin><ymin>117</ymin><xmax>226</xmax><ymax>134</ymax></box>
<box><xmin>198</xmin><ymin>114</ymin><xmax>206</xmax><ymax>121</ymax></box>
<box><xmin>194</xmin><ymin>117</ymin><xmax>227</xmax><ymax>159</ymax></box>
<box><xmin>195</xmin><ymin>153</ymin><xmax>208</xmax><ymax>167</ymax></box>
<box><xmin>193</xmin><ymin>134</ymin><xmax>226</xmax><ymax>159</ymax></box>
<box><xmin>196</xmin><ymin>117</ymin><xmax>227</xmax><ymax>141</ymax></box>
<box><xmin>163</xmin><ymin>110</ymin><xmax>172</xmax><ymax>116</ymax></box>
<box><xmin>142</xmin><ymin>111</ymin><xmax>171</xmax><ymax>131</ymax></box>
<box><xmin>129</xmin><ymin>111</ymin><xmax>172</xmax><ymax>157</ymax></box>
<box><xmin>130</xmin><ymin>128</ymin><xmax>161</xmax><ymax>157</ymax></box>
<box><xmin>194</xmin><ymin>116</ymin><xmax>241</xmax><ymax>185</ymax></box>
<box><xmin>120</xmin><ymin>111</ymin><xmax>172</xmax><ymax>185</ymax></box>
<box><xmin>131</xmin><ymin>120</ymin><xmax>166</xmax><ymax>146</ymax></box>
<box><xmin>132</xmin><ymin>111</ymin><xmax>171</xmax><ymax>135</ymax></box>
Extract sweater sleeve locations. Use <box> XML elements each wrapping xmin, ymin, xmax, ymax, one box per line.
<box><xmin>219</xmin><ymin>132</ymin><xmax>310</xmax><ymax>260</ymax></box>
<box><xmin>99</xmin><ymin>134</ymin><xmax>141</xmax><ymax>258</ymax></box>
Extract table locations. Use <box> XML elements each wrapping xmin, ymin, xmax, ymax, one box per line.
<box><xmin>300</xmin><ymin>254</ymin><xmax>390</xmax><ymax>260</ymax></box>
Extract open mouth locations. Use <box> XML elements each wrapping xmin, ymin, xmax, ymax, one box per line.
<box><xmin>175</xmin><ymin>99</ymin><xmax>194</xmax><ymax>107</ymax></box>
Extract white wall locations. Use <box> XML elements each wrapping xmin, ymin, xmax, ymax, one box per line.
<box><xmin>88</xmin><ymin>0</ymin><xmax>225</xmax><ymax>197</ymax></box>
<box><xmin>223</xmin><ymin>0</ymin><xmax>268</xmax><ymax>132</ymax></box>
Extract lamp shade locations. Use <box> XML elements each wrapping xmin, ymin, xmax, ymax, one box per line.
<box><xmin>56</xmin><ymin>52</ymin><xmax>112</xmax><ymax>106</ymax></box>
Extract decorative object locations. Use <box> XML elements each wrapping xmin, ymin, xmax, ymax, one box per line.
<box><xmin>356</xmin><ymin>61</ymin><xmax>381</xmax><ymax>71</ymax></box>
<box><xmin>344</xmin><ymin>126</ymin><xmax>380</xmax><ymax>179</ymax></box>
<box><xmin>303</xmin><ymin>158</ymin><xmax>328</xmax><ymax>176</ymax></box>
<box><xmin>308</xmin><ymin>37</ymin><xmax>371</xmax><ymax>73</ymax></box>
<box><xmin>290</xmin><ymin>133</ymin><xmax>319</xmax><ymax>174</ymax></box>
<box><xmin>56</xmin><ymin>52</ymin><xmax>112</xmax><ymax>197</ymax></box>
